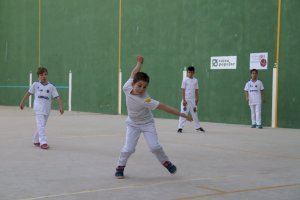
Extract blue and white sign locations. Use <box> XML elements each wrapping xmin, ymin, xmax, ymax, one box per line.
<box><xmin>210</xmin><ymin>56</ymin><xmax>237</xmax><ymax>70</ymax></box>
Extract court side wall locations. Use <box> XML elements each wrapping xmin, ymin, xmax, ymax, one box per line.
<box><xmin>278</xmin><ymin>0</ymin><xmax>300</xmax><ymax>128</ymax></box>
<box><xmin>0</xmin><ymin>0</ymin><xmax>119</xmax><ymax>114</ymax></box>
<box><xmin>0</xmin><ymin>0</ymin><xmax>299</xmax><ymax>128</ymax></box>
<box><xmin>0</xmin><ymin>0</ymin><xmax>37</xmax><ymax>106</ymax></box>
<box><xmin>121</xmin><ymin>0</ymin><xmax>276</xmax><ymax>126</ymax></box>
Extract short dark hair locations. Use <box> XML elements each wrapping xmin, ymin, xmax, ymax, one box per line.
<box><xmin>187</xmin><ymin>66</ymin><xmax>195</xmax><ymax>72</ymax></box>
<box><xmin>37</xmin><ymin>67</ymin><xmax>48</xmax><ymax>76</ymax></box>
<box><xmin>250</xmin><ymin>69</ymin><xmax>258</xmax><ymax>74</ymax></box>
<box><xmin>133</xmin><ymin>72</ymin><xmax>150</xmax><ymax>84</ymax></box>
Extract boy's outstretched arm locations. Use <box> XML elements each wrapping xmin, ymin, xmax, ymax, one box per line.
<box><xmin>157</xmin><ymin>103</ymin><xmax>192</xmax><ymax>121</ymax></box>
<box><xmin>130</xmin><ymin>55</ymin><xmax>144</xmax><ymax>78</ymax></box>
<box><xmin>19</xmin><ymin>92</ymin><xmax>31</xmax><ymax>110</ymax></box>
<box><xmin>56</xmin><ymin>97</ymin><xmax>64</xmax><ymax>114</ymax></box>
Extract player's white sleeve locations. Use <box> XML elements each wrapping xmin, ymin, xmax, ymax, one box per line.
<box><xmin>244</xmin><ymin>82</ymin><xmax>249</xmax><ymax>91</ymax></box>
<box><xmin>28</xmin><ymin>82</ymin><xmax>36</xmax><ymax>94</ymax></box>
<box><xmin>52</xmin><ymin>86</ymin><xmax>59</xmax><ymax>98</ymax></box>
<box><xmin>143</xmin><ymin>97</ymin><xmax>159</xmax><ymax>110</ymax></box>
<box><xmin>260</xmin><ymin>81</ymin><xmax>264</xmax><ymax>90</ymax></box>
<box><xmin>123</xmin><ymin>78</ymin><xmax>133</xmax><ymax>94</ymax></box>
<box><xmin>181</xmin><ymin>78</ymin><xmax>186</xmax><ymax>89</ymax></box>
<box><xmin>195</xmin><ymin>79</ymin><xmax>199</xmax><ymax>89</ymax></box>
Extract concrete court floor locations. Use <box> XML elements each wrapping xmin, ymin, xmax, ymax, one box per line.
<box><xmin>0</xmin><ymin>106</ymin><xmax>299</xmax><ymax>200</ymax></box>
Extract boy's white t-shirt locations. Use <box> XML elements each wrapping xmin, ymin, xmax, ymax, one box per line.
<box><xmin>181</xmin><ymin>77</ymin><xmax>199</xmax><ymax>100</ymax></box>
<box><xmin>123</xmin><ymin>78</ymin><xmax>159</xmax><ymax>125</ymax></box>
<box><xmin>28</xmin><ymin>81</ymin><xmax>59</xmax><ymax>115</ymax></box>
<box><xmin>244</xmin><ymin>79</ymin><xmax>264</xmax><ymax>105</ymax></box>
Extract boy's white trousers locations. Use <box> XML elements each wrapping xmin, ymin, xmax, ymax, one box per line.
<box><xmin>117</xmin><ymin>122</ymin><xmax>169</xmax><ymax>166</ymax></box>
<box><xmin>34</xmin><ymin>114</ymin><xmax>49</xmax><ymax>145</ymax></box>
<box><xmin>178</xmin><ymin>99</ymin><xmax>201</xmax><ymax>129</ymax></box>
<box><xmin>249</xmin><ymin>104</ymin><xmax>262</xmax><ymax>126</ymax></box>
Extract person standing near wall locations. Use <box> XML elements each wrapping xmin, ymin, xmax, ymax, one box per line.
<box><xmin>244</xmin><ymin>69</ymin><xmax>264</xmax><ymax>129</ymax></box>
<box><xmin>19</xmin><ymin>67</ymin><xmax>64</xmax><ymax>149</ymax></box>
<box><xmin>177</xmin><ymin>66</ymin><xmax>205</xmax><ymax>133</ymax></box>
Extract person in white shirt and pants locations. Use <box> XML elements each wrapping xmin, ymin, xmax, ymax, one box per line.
<box><xmin>20</xmin><ymin>67</ymin><xmax>64</xmax><ymax>149</ymax></box>
<box><xmin>244</xmin><ymin>69</ymin><xmax>264</xmax><ymax>129</ymax></box>
<box><xmin>115</xmin><ymin>56</ymin><xmax>192</xmax><ymax>179</ymax></box>
<box><xmin>177</xmin><ymin>66</ymin><xmax>205</xmax><ymax>133</ymax></box>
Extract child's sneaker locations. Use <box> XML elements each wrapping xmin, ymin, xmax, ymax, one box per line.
<box><xmin>40</xmin><ymin>144</ymin><xmax>49</xmax><ymax>149</ymax></box>
<box><xmin>251</xmin><ymin>124</ymin><xmax>256</xmax><ymax>128</ymax></box>
<box><xmin>177</xmin><ymin>128</ymin><xmax>183</xmax><ymax>133</ymax></box>
<box><xmin>33</xmin><ymin>142</ymin><xmax>40</xmax><ymax>147</ymax></box>
<box><xmin>196</xmin><ymin>127</ymin><xmax>205</xmax><ymax>132</ymax></box>
<box><xmin>115</xmin><ymin>166</ymin><xmax>125</xmax><ymax>179</ymax></box>
<box><xmin>163</xmin><ymin>161</ymin><xmax>177</xmax><ymax>174</ymax></box>
<box><xmin>257</xmin><ymin>125</ymin><xmax>263</xmax><ymax>129</ymax></box>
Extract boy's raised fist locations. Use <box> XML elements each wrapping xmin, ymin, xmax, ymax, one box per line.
<box><xmin>137</xmin><ymin>55</ymin><xmax>144</xmax><ymax>64</ymax></box>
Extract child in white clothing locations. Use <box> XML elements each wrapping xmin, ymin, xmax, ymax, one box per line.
<box><xmin>115</xmin><ymin>56</ymin><xmax>192</xmax><ymax>179</ymax></box>
<box><xmin>177</xmin><ymin>66</ymin><xmax>205</xmax><ymax>133</ymax></box>
<box><xmin>244</xmin><ymin>69</ymin><xmax>264</xmax><ymax>129</ymax></box>
<box><xmin>19</xmin><ymin>67</ymin><xmax>64</xmax><ymax>149</ymax></box>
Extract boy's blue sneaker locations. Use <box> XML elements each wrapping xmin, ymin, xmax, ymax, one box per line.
<box><xmin>257</xmin><ymin>125</ymin><xmax>263</xmax><ymax>129</ymax></box>
<box><xmin>115</xmin><ymin>166</ymin><xmax>125</xmax><ymax>179</ymax></box>
<box><xmin>251</xmin><ymin>124</ymin><xmax>256</xmax><ymax>128</ymax></box>
<box><xmin>163</xmin><ymin>161</ymin><xmax>177</xmax><ymax>174</ymax></box>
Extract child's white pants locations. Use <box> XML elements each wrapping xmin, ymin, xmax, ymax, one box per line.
<box><xmin>178</xmin><ymin>99</ymin><xmax>201</xmax><ymax>129</ymax></box>
<box><xmin>249</xmin><ymin>104</ymin><xmax>262</xmax><ymax>125</ymax></box>
<box><xmin>118</xmin><ymin>122</ymin><xmax>169</xmax><ymax>166</ymax></box>
<box><xmin>34</xmin><ymin>114</ymin><xmax>49</xmax><ymax>145</ymax></box>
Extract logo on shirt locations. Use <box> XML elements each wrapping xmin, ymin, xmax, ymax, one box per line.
<box><xmin>38</xmin><ymin>96</ymin><xmax>50</xmax><ymax>100</ymax></box>
<box><xmin>145</xmin><ymin>97</ymin><xmax>151</xmax><ymax>103</ymax></box>
<box><xmin>37</xmin><ymin>86</ymin><xmax>43</xmax><ymax>92</ymax></box>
